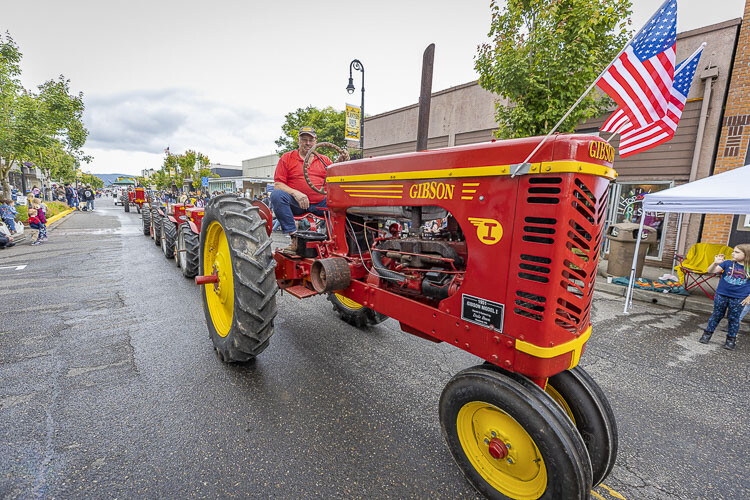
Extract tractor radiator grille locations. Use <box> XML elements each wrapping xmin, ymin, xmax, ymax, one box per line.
<box><xmin>507</xmin><ymin>174</ymin><xmax>609</xmax><ymax>343</ymax></box>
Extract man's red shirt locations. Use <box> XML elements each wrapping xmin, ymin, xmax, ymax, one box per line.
<box><xmin>274</xmin><ymin>150</ymin><xmax>331</xmax><ymax>204</ymax></box>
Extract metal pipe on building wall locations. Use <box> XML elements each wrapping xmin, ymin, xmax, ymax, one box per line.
<box><xmin>679</xmin><ymin>65</ymin><xmax>718</xmax><ymax>254</ymax></box>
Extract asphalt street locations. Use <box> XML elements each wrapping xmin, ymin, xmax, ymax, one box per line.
<box><xmin>0</xmin><ymin>197</ymin><xmax>748</xmax><ymax>499</ymax></box>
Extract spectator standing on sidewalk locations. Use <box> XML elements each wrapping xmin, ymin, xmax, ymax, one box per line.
<box><xmin>65</xmin><ymin>184</ymin><xmax>74</xmax><ymax>207</ymax></box>
<box><xmin>82</xmin><ymin>185</ymin><xmax>95</xmax><ymax>211</ymax></box>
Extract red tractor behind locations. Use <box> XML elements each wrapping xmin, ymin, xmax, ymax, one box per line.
<box><xmin>124</xmin><ymin>186</ymin><xmax>148</xmax><ymax>214</ymax></box>
<box><xmin>195</xmin><ymin>135</ymin><xmax>618</xmax><ymax>498</ymax></box>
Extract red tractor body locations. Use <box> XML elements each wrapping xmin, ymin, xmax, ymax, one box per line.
<box><xmin>272</xmin><ymin>134</ymin><xmax>614</xmax><ymax>382</ymax></box>
<box><xmin>197</xmin><ymin>134</ymin><xmax>620</xmax><ymax>496</ymax></box>
<box><xmin>185</xmin><ymin>207</ymin><xmax>204</xmax><ymax>234</ymax></box>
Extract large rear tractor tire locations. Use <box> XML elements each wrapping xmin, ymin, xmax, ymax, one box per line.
<box><xmin>179</xmin><ymin>223</ymin><xmax>200</xmax><ymax>278</ymax></box>
<box><xmin>200</xmin><ymin>194</ymin><xmax>278</xmax><ymax>362</ymax></box>
<box><xmin>142</xmin><ymin>209</ymin><xmax>151</xmax><ymax>236</ymax></box>
<box><xmin>328</xmin><ymin>293</ymin><xmax>388</xmax><ymax>328</ymax></box>
<box><xmin>152</xmin><ymin>211</ymin><xmax>162</xmax><ymax>246</ymax></box>
<box><xmin>162</xmin><ymin>219</ymin><xmax>176</xmax><ymax>259</ymax></box>
<box><xmin>440</xmin><ymin>366</ymin><xmax>592</xmax><ymax>499</ymax></box>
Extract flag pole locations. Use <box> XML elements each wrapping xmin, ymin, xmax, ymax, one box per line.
<box><xmin>623</xmin><ymin>215</ymin><xmax>647</xmax><ymax>314</ymax></box>
<box><xmin>512</xmin><ymin>0</ymin><xmax>674</xmax><ymax>176</ymax></box>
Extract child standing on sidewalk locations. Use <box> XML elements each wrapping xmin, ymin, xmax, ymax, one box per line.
<box><xmin>699</xmin><ymin>244</ymin><xmax>750</xmax><ymax>350</ymax></box>
<box><xmin>28</xmin><ymin>199</ymin><xmax>48</xmax><ymax>245</ymax></box>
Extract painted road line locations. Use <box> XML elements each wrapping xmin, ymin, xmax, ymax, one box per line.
<box><xmin>0</xmin><ymin>264</ymin><xmax>27</xmax><ymax>271</ymax></box>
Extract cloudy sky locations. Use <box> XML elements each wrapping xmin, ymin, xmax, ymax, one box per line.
<box><xmin>2</xmin><ymin>0</ymin><xmax>745</xmax><ymax>176</ymax></box>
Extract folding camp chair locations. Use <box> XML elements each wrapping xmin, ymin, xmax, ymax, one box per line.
<box><xmin>674</xmin><ymin>243</ymin><xmax>733</xmax><ymax>299</ymax></box>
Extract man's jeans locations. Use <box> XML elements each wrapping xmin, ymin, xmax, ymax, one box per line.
<box><xmin>269</xmin><ymin>190</ymin><xmax>326</xmax><ymax>234</ymax></box>
<box><xmin>86</xmin><ymin>200</ymin><xmax>94</xmax><ymax>210</ymax></box>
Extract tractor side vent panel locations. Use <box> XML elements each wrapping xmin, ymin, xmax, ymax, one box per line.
<box><xmin>508</xmin><ymin>174</ymin><xmax>610</xmax><ymax>345</ymax></box>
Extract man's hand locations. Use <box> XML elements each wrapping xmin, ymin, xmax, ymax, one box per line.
<box><xmin>714</xmin><ymin>254</ymin><xmax>725</xmax><ymax>264</ymax></box>
<box><xmin>293</xmin><ymin>191</ymin><xmax>310</xmax><ymax>210</ymax></box>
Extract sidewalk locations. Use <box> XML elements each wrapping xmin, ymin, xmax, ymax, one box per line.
<box><xmin>11</xmin><ymin>208</ymin><xmax>75</xmax><ymax>245</ymax></box>
<box><xmin>594</xmin><ymin>258</ymin><xmax>749</xmax><ymax>320</ymax></box>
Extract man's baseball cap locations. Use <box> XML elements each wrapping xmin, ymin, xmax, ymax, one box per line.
<box><xmin>298</xmin><ymin>126</ymin><xmax>317</xmax><ymax>138</ymax></box>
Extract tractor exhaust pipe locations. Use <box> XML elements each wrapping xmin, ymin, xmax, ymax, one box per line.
<box><xmin>416</xmin><ymin>43</ymin><xmax>435</xmax><ymax>153</ymax></box>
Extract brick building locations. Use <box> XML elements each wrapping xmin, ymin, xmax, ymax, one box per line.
<box><xmin>703</xmin><ymin>2</ymin><xmax>750</xmax><ymax>247</ymax></box>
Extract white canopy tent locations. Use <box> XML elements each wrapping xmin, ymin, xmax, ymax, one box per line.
<box><xmin>623</xmin><ymin>164</ymin><xmax>750</xmax><ymax>312</ymax></box>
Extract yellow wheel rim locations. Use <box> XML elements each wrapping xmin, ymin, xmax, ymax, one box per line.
<box><xmin>457</xmin><ymin>401</ymin><xmax>547</xmax><ymax>499</ymax></box>
<box><xmin>334</xmin><ymin>293</ymin><xmax>363</xmax><ymax>310</ymax></box>
<box><xmin>545</xmin><ymin>385</ymin><xmax>577</xmax><ymax>425</ymax></box>
<box><xmin>204</xmin><ymin>221</ymin><xmax>234</xmax><ymax>338</ymax></box>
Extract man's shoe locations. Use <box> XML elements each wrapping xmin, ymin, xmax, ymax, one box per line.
<box><xmin>699</xmin><ymin>332</ymin><xmax>712</xmax><ymax>344</ymax></box>
<box><xmin>723</xmin><ymin>338</ymin><xmax>736</xmax><ymax>350</ymax></box>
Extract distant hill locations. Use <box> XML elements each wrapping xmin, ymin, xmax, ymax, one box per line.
<box><xmin>94</xmin><ymin>173</ymin><xmax>135</xmax><ymax>186</ymax></box>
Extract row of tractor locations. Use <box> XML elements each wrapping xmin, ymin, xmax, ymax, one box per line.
<box><xmin>138</xmin><ymin>201</ymin><xmax>202</xmax><ymax>278</ymax></box>
<box><xmin>117</xmin><ymin>135</ymin><xmax>620</xmax><ymax>499</ymax></box>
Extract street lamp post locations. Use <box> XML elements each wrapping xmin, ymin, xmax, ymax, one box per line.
<box><xmin>346</xmin><ymin>59</ymin><xmax>365</xmax><ymax>156</ymax></box>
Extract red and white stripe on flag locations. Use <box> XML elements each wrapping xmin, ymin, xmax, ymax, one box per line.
<box><xmin>601</xmin><ymin>108</ymin><xmax>633</xmax><ymax>135</ymax></box>
<box><xmin>617</xmin><ymin>90</ymin><xmax>686</xmax><ymax>158</ymax></box>
<box><xmin>597</xmin><ymin>45</ymin><xmax>675</xmax><ymax>130</ymax></box>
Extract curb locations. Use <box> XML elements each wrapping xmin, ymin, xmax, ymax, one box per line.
<box><xmin>13</xmin><ymin>208</ymin><xmax>75</xmax><ymax>244</ymax></box>
<box><xmin>595</xmin><ymin>279</ymin><xmax>750</xmax><ymax>322</ymax></box>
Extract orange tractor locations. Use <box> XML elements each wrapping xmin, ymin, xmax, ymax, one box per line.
<box><xmin>195</xmin><ymin>135</ymin><xmax>618</xmax><ymax>498</ymax></box>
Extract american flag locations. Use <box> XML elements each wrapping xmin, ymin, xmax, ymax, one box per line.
<box><xmin>616</xmin><ymin>47</ymin><xmax>703</xmax><ymax>158</ymax></box>
<box><xmin>596</xmin><ymin>0</ymin><xmax>677</xmax><ymax>129</ymax></box>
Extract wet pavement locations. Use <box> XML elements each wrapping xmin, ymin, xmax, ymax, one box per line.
<box><xmin>0</xmin><ymin>197</ymin><xmax>748</xmax><ymax>499</ymax></box>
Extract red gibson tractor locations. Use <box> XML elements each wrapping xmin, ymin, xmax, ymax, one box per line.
<box><xmin>124</xmin><ymin>186</ymin><xmax>148</xmax><ymax>213</ymax></box>
<box><xmin>195</xmin><ymin>135</ymin><xmax>618</xmax><ymax>499</ymax></box>
<box><xmin>146</xmin><ymin>203</ymin><xmax>167</xmax><ymax>246</ymax></box>
<box><xmin>158</xmin><ymin>203</ymin><xmax>192</xmax><ymax>261</ymax></box>
<box><xmin>175</xmin><ymin>207</ymin><xmax>204</xmax><ymax>278</ymax></box>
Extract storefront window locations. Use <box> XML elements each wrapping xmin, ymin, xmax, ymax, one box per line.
<box><xmin>608</xmin><ymin>182</ymin><xmax>672</xmax><ymax>258</ymax></box>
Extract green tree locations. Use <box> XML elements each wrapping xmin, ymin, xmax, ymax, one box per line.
<box><xmin>275</xmin><ymin>106</ymin><xmax>348</xmax><ymax>158</ymax></box>
<box><xmin>154</xmin><ymin>150</ymin><xmax>213</xmax><ymax>190</ymax></box>
<box><xmin>80</xmin><ymin>172</ymin><xmax>103</xmax><ymax>188</ymax></box>
<box><xmin>475</xmin><ymin>0</ymin><xmax>632</xmax><ymax>139</ymax></box>
<box><xmin>0</xmin><ymin>32</ymin><xmax>89</xmax><ymax>200</ymax></box>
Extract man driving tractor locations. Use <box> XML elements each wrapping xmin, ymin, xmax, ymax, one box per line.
<box><xmin>270</xmin><ymin>126</ymin><xmax>331</xmax><ymax>243</ymax></box>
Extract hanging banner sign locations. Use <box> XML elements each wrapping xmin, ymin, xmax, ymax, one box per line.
<box><xmin>345</xmin><ymin>103</ymin><xmax>361</xmax><ymax>141</ymax></box>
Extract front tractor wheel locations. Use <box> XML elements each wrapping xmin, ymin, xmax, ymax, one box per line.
<box><xmin>142</xmin><ymin>209</ymin><xmax>151</xmax><ymax>236</ymax></box>
<box><xmin>544</xmin><ymin>367</ymin><xmax>618</xmax><ymax>487</ymax></box>
<box><xmin>439</xmin><ymin>366</ymin><xmax>592</xmax><ymax>499</ymax></box>
<box><xmin>161</xmin><ymin>219</ymin><xmax>176</xmax><ymax>259</ymax></box>
<box><xmin>179</xmin><ymin>224</ymin><xmax>200</xmax><ymax>278</ymax></box>
<box><xmin>124</xmin><ymin>201</ymin><xmax>130</xmax><ymax>213</ymax></box>
<box><xmin>328</xmin><ymin>293</ymin><xmax>388</xmax><ymax>328</ymax></box>
<box><xmin>199</xmin><ymin>194</ymin><xmax>278</xmax><ymax>362</ymax></box>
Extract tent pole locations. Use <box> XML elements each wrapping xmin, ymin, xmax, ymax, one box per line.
<box><xmin>624</xmin><ymin>216</ymin><xmax>647</xmax><ymax>314</ymax></box>
<box><xmin>672</xmin><ymin>213</ymin><xmax>684</xmax><ymax>272</ymax></box>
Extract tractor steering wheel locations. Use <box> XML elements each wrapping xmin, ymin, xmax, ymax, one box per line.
<box><xmin>303</xmin><ymin>142</ymin><xmax>350</xmax><ymax>196</ymax></box>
